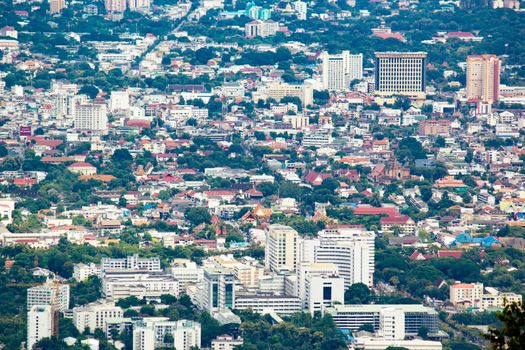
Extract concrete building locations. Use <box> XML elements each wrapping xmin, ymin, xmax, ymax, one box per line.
<box><xmin>28</xmin><ymin>305</ymin><xmax>54</xmax><ymax>350</ymax></box>
<box><xmin>466</xmin><ymin>54</ymin><xmax>500</xmax><ymax>104</ymax></box>
<box><xmin>292</xmin><ymin>1</ymin><xmax>307</xmax><ymax>20</ymax></box>
<box><xmin>321</xmin><ymin>51</ymin><xmax>363</xmax><ymax>91</ymax></box>
<box><xmin>73</xmin><ymin>301</ymin><xmax>123</xmax><ymax>333</ymax></box>
<box><xmin>265</xmin><ymin>224</ymin><xmax>298</xmax><ymax>273</ymax></box>
<box><xmin>128</xmin><ymin>0</ymin><xmax>151</xmax><ymax>12</ymax></box>
<box><xmin>449</xmin><ymin>282</ymin><xmax>484</xmax><ymax>307</ymax></box>
<box><xmin>109</xmin><ymin>91</ymin><xmax>130</xmax><ymax>112</ymax></box>
<box><xmin>315</xmin><ymin>227</ymin><xmax>375</xmax><ymax>288</ymax></box>
<box><xmin>75</xmin><ymin>103</ymin><xmax>108</xmax><ymax>134</ymax></box>
<box><xmin>257</xmin><ymin>82</ymin><xmax>314</xmax><ymax>107</ymax></box>
<box><xmin>374</xmin><ymin>52</ymin><xmax>427</xmax><ymax>98</ymax></box>
<box><xmin>49</xmin><ymin>0</ymin><xmax>67</xmax><ymax>14</ymax></box>
<box><xmin>211</xmin><ymin>335</ymin><xmax>243</xmax><ymax>350</ymax></box>
<box><xmin>304</xmin><ymin>273</ymin><xmax>344</xmax><ymax>314</ymax></box>
<box><xmin>327</xmin><ymin>304</ymin><xmax>440</xmax><ymax>337</ymax></box>
<box><xmin>102</xmin><ymin>270</ymin><xmax>179</xmax><ymax>301</ymax></box>
<box><xmin>133</xmin><ymin>318</ymin><xmax>201</xmax><ymax>350</ymax></box>
<box><xmin>73</xmin><ymin>263</ymin><xmax>101</xmax><ymax>282</ymax></box>
<box><xmin>352</xmin><ymin>337</ymin><xmax>443</xmax><ymax>350</ymax></box>
<box><xmin>418</xmin><ymin>120</ymin><xmax>451</xmax><ymax>136</ymax></box>
<box><xmin>234</xmin><ymin>294</ymin><xmax>302</xmax><ymax>315</ymax></box>
<box><xmin>27</xmin><ymin>283</ymin><xmax>70</xmax><ymax>312</ymax></box>
<box><xmin>101</xmin><ymin>255</ymin><xmax>161</xmax><ymax>272</ymax></box>
<box><xmin>245</xmin><ymin>20</ymin><xmax>279</xmax><ymax>38</ymax></box>
<box><xmin>170</xmin><ymin>260</ymin><xmax>203</xmax><ymax>287</ymax></box>
<box><xmin>202</xmin><ymin>267</ymin><xmax>236</xmax><ymax>313</ymax></box>
<box><xmin>378</xmin><ymin>308</ymin><xmax>405</xmax><ymax>340</ymax></box>
<box><xmin>105</xmin><ymin>0</ymin><xmax>127</xmax><ymax>12</ymax></box>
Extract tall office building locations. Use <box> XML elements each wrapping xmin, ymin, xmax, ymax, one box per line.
<box><xmin>321</xmin><ymin>51</ymin><xmax>363</xmax><ymax>91</ymax></box>
<box><xmin>128</xmin><ymin>0</ymin><xmax>151</xmax><ymax>12</ymax></box>
<box><xmin>75</xmin><ymin>103</ymin><xmax>108</xmax><ymax>134</ymax></box>
<box><xmin>292</xmin><ymin>1</ymin><xmax>308</xmax><ymax>20</ymax></box>
<box><xmin>28</xmin><ymin>305</ymin><xmax>54</xmax><ymax>350</ymax></box>
<box><xmin>315</xmin><ymin>227</ymin><xmax>375</xmax><ymax>288</ymax></box>
<box><xmin>466</xmin><ymin>54</ymin><xmax>500</xmax><ymax>104</ymax></box>
<box><xmin>49</xmin><ymin>0</ymin><xmax>67</xmax><ymax>14</ymax></box>
<box><xmin>109</xmin><ymin>90</ymin><xmax>130</xmax><ymax>112</ymax></box>
<box><xmin>27</xmin><ymin>284</ymin><xmax>70</xmax><ymax>312</ymax></box>
<box><xmin>202</xmin><ymin>268</ymin><xmax>236</xmax><ymax>313</ymax></box>
<box><xmin>105</xmin><ymin>0</ymin><xmax>127</xmax><ymax>12</ymax></box>
<box><xmin>374</xmin><ymin>52</ymin><xmax>427</xmax><ymax>97</ymax></box>
<box><xmin>265</xmin><ymin>224</ymin><xmax>298</xmax><ymax>273</ymax></box>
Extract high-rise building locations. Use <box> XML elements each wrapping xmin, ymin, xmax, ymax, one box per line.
<box><xmin>75</xmin><ymin>103</ymin><xmax>108</xmax><ymax>134</ymax></box>
<box><xmin>466</xmin><ymin>54</ymin><xmax>500</xmax><ymax>104</ymax></box>
<box><xmin>374</xmin><ymin>52</ymin><xmax>427</xmax><ymax>97</ymax></box>
<box><xmin>265</xmin><ymin>224</ymin><xmax>298</xmax><ymax>273</ymax></box>
<box><xmin>292</xmin><ymin>1</ymin><xmax>307</xmax><ymax>20</ymax></box>
<box><xmin>105</xmin><ymin>0</ymin><xmax>127</xmax><ymax>12</ymax></box>
<box><xmin>245</xmin><ymin>20</ymin><xmax>279</xmax><ymax>38</ymax></box>
<box><xmin>303</xmin><ymin>267</ymin><xmax>344</xmax><ymax>314</ymax></box>
<box><xmin>133</xmin><ymin>319</ymin><xmax>201</xmax><ymax>350</ymax></box>
<box><xmin>27</xmin><ymin>284</ymin><xmax>70</xmax><ymax>312</ymax></box>
<box><xmin>202</xmin><ymin>268</ymin><xmax>236</xmax><ymax>313</ymax></box>
<box><xmin>49</xmin><ymin>0</ymin><xmax>67</xmax><ymax>14</ymax></box>
<box><xmin>109</xmin><ymin>91</ymin><xmax>130</xmax><ymax>112</ymax></box>
<box><xmin>321</xmin><ymin>51</ymin><xmax>363</xmax><ymax>91</ymax></box>
<box><xmin>128</xmin><ymin>0</ymin><xmax>151</xmax><ymax>12</ymax></box>
<box><xmin>28</xmin><ymin>305</ymin><xmax>54</xmax><ymax>350</ymax></box>
<box><xmin>315</xmin><ymin>227</ymin><xmax>375</xmax><ymax>288</ymax></box>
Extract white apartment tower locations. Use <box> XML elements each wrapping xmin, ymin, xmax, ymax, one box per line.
<box><xmin>105</xmin><ymin>0</ymin><xmax>127</xmax><ymax>12</ymax></box>
<box><xmin>265</xmin><ymin>224</ymin><xmax>298</xmax><ymax>273</ymax></box>
<box><xmin>322</xmin><ymin>51</ymin><xmax>363</xmax><ymax>91</ymax></box>
<box><xmin>109</xmin><ymin>90</ymin><xmax>130</xmax><ymax>112</ymax></box>
<box><xmin>315</xmin><ymin>227</ymin><xmax>375</xmax><ymax>288</ymax></box>
<box><xmin>27</xmin><ymin>305</ymin><xmax>54</xmax><ymax>350</ymax></box>
<box><xmin>374</xmin><ymin>52</ymin><xmax>427</xmax><ymax>97</ymax></box>
<box><xmin>27</xmin><ymin>284</ymin><xmax>70</xmax><ymax>312</ymax></box>
<box><xmin>128</xmin><ymin>0</ymin><xmax>151</xmax><ymax>11</ymax></box>
<box><xmin>292</xmin><ymin>1</ymin><xmax>307</xmax><ymax>20</ymax></box>
<box><xmin>466</xmin><ymin>54</ymin><xmax>500</xmax><ymax>104</ymax></box>
<box><xmin>75</xmin><ymin>103</ymin><xmax>108</xmax><ymax>134</ymax></box>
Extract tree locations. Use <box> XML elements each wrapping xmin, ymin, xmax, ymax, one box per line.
<box><xmin>344</xmin><ymin>283</ymin><xmax>375</xmax><ymax>304</ymax></box>
<box><xmin>0</xmin><ymin>143</ymin><xmax>7</xmax><ymax>157</ymax></box>
<box><xmin>78</xmin><ymin>85</ymin><xmax>99</xmax><ymax>99</ymax></box>
<box><xmin>184</xmin><ymin>207</ymin><xmax>211</xmax><ymax>226</ymax></box>
<box><xmin>485</xmin><ymin>301</ymin><xmax>525</xmax><ymax>350</ymax></box>
<box><xmin>417</xmin><ymin>326</ymin><xmax>428</xmax><ymax>339</ymax></box>
<box><xmin>111</xmin><ymin>149</ymin><xmax>133</xmax><ymax>163</ymax></box>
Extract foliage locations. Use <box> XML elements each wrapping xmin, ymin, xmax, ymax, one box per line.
<box><xmin>485</xmin><ymin>301</ymin><xmax>525</xmax><ymax>350</ymax></box>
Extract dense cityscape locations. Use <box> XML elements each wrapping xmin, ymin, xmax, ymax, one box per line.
<box><xmin>0</xmin><ymin>0</ymin><xmax>524</xmax><ymax>349</ymax></box>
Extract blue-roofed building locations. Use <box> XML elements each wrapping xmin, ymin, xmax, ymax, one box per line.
<box><xmin>450</xmin><ymin>233</ymin><xmax>501</xmax><ymax>248</ymax></box>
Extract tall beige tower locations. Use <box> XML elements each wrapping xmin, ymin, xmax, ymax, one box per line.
<box><xmin>466</xmin><ymin>54</ymin><xmax>500</xmax><ymax>104</ymax></box>
<box><xmin>265</xmin><ymin>224</ymin><xmax>298</xmax><ymax>273</ymax></box>
<box><xmin>49</xmin><ymin>0</ymin><xmax>67</xmax><ymax>14</ymax></box>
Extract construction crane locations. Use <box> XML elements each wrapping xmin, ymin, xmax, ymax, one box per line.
<box><xmin>7</xmin><ymin>280</ymin><xmax>76</xmax><ymax>339</ymax></box>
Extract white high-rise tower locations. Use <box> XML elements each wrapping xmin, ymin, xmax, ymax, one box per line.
<box><xmin>321</xmin><ymin>51</ymin><xmax>363</xmax><ymax>91</ymax></box>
